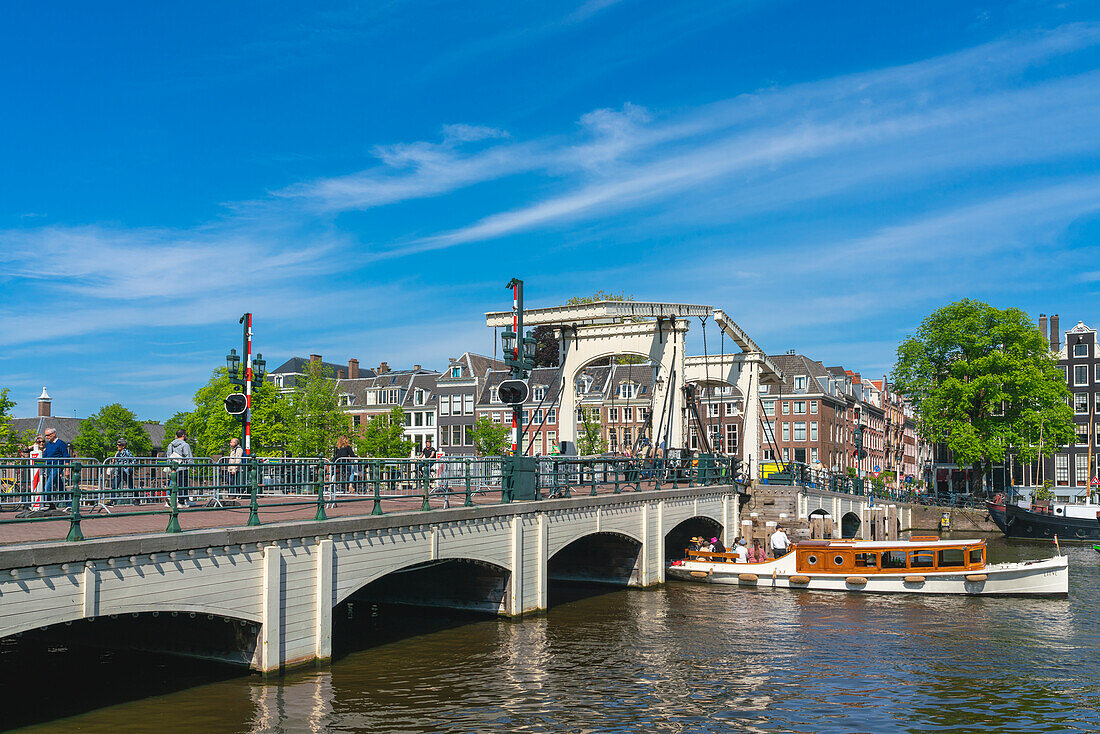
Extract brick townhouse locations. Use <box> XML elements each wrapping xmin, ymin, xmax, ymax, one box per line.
<box><xmin>435</xmin><ymin>352</ymin><xmax>507</xmax><ymax>456</ymax></box>
<box><xmin>477</xmin><ymin>367</ymin><xmax>563</xmax><ymax>455</ymax></box>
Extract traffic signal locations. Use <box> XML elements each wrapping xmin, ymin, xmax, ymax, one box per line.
<box><xmin>224</xmin><ymin>392</ymin><xmax>247</xmax><ymax>415</ymax></box>
<box><xmin>498</xmin><ymin>379</ymin><xmax>529</xmax><ymax>405</ymax></box>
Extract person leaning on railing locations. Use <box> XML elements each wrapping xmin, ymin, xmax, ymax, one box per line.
<box><xmin>41</xmin><ymin>428</ymin><xmax>70</xmax><ymax>509</ymax></box>
<box><xmin>165</xmin><ymin>429</ymin><xmax>194</xmax><ymax>507</ymax></box>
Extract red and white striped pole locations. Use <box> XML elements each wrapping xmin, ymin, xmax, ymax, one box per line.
<box><xmin>244</xmin><ymin>313</ymin><xmax>253</xmax><ymax>457</ymax></box>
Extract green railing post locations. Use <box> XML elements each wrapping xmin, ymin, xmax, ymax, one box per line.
<box><xmin>589</xmin><ymin>462</ymin><xmax>597</xmax><ymax>497</ymax></box>
<box><xmin>654</xmin><ymin>457</ymin><xmax>662</xmax><ymax>492</ymax></box>
<box><xmin>65</xmin><ymin>461</ymin><xmax>84</xmax><ymax>542</ymax></box>
<box><xmin>315</xmin><ymin>460</ymin><xmax>328</xmax><ymax>521</ymax></box>
<box><xmin>371</xmin><ymin>461</ymin><xmax>384</xmax><ymax>515</ymax></box>
<box><xmin>247</xmin><ymin>459</ymin><xmax>261</xmax><ymax>526</ymax></box>
<box><xmin>165</xmin><ymin>463</ymin><xmax>182</xmax><ymax>534</ymax></box>
<box><xmin>464</xmin><ymin>459</ymin><xmax>474</xmax><ymax>507</ymax></box>
<box><xmin>613</xmin><ymin>461</ymin><xmax>621</xmax><ymax>494</ymax></box>
<box><xmin>421</xmin><ymin>459</ymin><xmax>432</xmax><ymax>511</ymax></box>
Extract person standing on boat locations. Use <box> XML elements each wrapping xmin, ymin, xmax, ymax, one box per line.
<box><xmin>771</xmin><ymin>525</ymin><xmax>791</xmax><ymax>558</ymax></box>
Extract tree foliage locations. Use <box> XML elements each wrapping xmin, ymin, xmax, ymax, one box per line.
<box><xmin>0</xmin><ymin>388</ymin><xmax>34</xmax><ymax>457</ymax></box>
<box><xmin>355</xmin><ymin>406</ymin><xmax>413</xmax><ymax>458</ymax></box>
<box><xmin>577</xmin><ymin>408</ymin><xmax>607</xmax><ymax>456</ymax></box>
<box><xmin>283</xmin><ymin>360</ymin><xmax>350</xmax><ymax>457</ymax></box>
<box><xmin>177</xmin><ymin>368</ymin><xmax>287</xmax><ymax>457</ymax></box>
<box><xmin>73</xmin><ymin>403</ymin><xmax>153</xmax><ymax>459</ymax></box>
<box><xmin>471</xmin><ymin>416</ymin><xmax>510</xmax><ymax>457</ymax></box>
<box><xmin>531</xmin><ymin>292</ymin><xmax>640</xmax><ymax>368</ymax></box>
<box><xmin>892</xmin><ymin>300</ymin><xmax>1074</xmax><ymax>481</ymax></box>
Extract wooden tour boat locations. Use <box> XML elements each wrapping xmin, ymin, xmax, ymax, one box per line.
<box><xmin>667</xmin><ymin>537</ymin><xmax>1068</xmax><ymax>596</ymax></box>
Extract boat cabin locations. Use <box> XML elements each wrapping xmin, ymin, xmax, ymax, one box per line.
<box><xmin>795</xmin><ymin>537</ymin><xmax>986</xmax><ymax>574</ymax></box>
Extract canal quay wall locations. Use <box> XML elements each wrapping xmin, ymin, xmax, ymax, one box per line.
<box><xmin>741</xmin><ymin>483</ymin><xmax>997</xmax><ymax>543</ymax></box>
<box><xmin>0</xmin><ymin>485</ymin><xmax>741</xmax><ymax>675</ymax></box>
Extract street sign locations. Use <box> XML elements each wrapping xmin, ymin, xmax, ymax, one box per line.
<box><xmin>873</xmin><ymin>465</ymin><xmax>881</xmax><ymax>473</ymax></box>
<box><xmin>1092</xmin><ymin>476</ymin><xmax>1099</xmax><ymax>487</ymax></box>
<box><xmin>906</xmin><ymin>475</ymin><xmax>914</xmax><ymax>484</ymax></box>
<box><xmin>224</xmin><ymin>392</ymin><xmax>247</xmax><ymax>415</ymax></box>
<box><xmin>498</xmin><ymin>379</ymin><xmax>529</xmax><ymax>405</ymax></box>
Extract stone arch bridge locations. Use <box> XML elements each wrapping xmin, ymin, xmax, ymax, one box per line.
<box><xmin>0</xmin><ymin>484</ymin><xmax>741</xmax><ymax>674</ymax></box>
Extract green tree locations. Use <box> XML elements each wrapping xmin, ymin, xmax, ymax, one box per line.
<box><xmin>471</xmin><ymin>416</ymin><xmax>510</xmax><ymax>456</ymax></box>
<box><xmin>179</xmin><ymin>368</ymin><xmax>287</xmax><ymax>457</ymax></box>
<box><xmin>0</xmin><ymin>388</ymin><xmax>33</xmax><ymax>457</ymax></box>
<box><xmin>577</xmin><ymin>407</ymin><xmax>607</xmax><ymax>455</ymax></box>
<box><xmin>73</xmin><ymin>404</ymin><xmax>153</xmax><ymax>459</ymax></box>
<box><xmin>355</xmin><ymin>406</ymin><xmax>413</xmax><ymax>458</ymax></box>
<box><xmin>283</xmin><ymin>360</ymin><xmax>350</xmax><ymax>457</ymax></box>
<box><xmin>892</xmin><ymin>299</ymin><xmax>1074</xmax><ymax>493</ymax></box>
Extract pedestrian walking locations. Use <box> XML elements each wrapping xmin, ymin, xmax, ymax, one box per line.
<box><xmin>333</xmin><ymin>436</ymin><xmax>354</xmax><ymax>491</ymax></box>
<box><xmin>165</xmin><ymin>429</ymin><xmax>194</xmax><ymax>507</ymax></box>
<box><xmin>226</xmin><ymin>437</ymin><xmax>244</xmax><ymax>489</ymax></box>
<box><xmin>42</xmin><ymin>428</ymin><xmax>69</xmax><ymax>509</ymax></box>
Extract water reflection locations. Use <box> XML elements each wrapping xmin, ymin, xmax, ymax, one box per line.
<box><xmin>7</xmin><ymin>537</ymin><xmax>1100</xmax><ymax>733</ymax></box>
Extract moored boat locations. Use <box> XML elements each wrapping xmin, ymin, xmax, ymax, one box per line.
<box><xmin>986</xmin><ymin>500</ymin><xmax>1100</xmax><ymax>542</ymax></box>
<box><xmin>667</xmin><ymin>537</ymin><xmax>1068</xmax><ymax>596</ymax></box>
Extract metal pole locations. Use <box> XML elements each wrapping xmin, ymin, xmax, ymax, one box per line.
<box><xmin>242</xmin><ymin>313</ymin><xmax>253</xmax><ymax>457</ymax></box>
<box><xmin>511</xmin><ymin>280</ymin><xmax>524</xmax><ymax>458</ymax></box>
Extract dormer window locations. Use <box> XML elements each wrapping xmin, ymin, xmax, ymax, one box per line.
<box><xmin>451</xmin><ymin>366</ymin><xmax>462</xmax><ymax>378</ymax></box>
<box><xmin>618</xmin><ymin>382</ymin><xmax>638</xmax><ymax>399</ymax></box>
<box><xmin>491</xmin><ymin>386</ymin><xmax>500</xmax><ymax>403</ymax></box>
<box><xmin>758</xmin><ymin>384</ymin><xmax>770</xmax><ymax>394</ymax></box>
<box><xmin>414</xmin><ymin>388</ymin><xmax>426</xmax><ymax>405</ymax></box>
<box><xmin>532</xmin><ymin>385</ymin><xmax>547</xmax><ymax>402</ymax></box>
<box><xmin>794</xmin><ymin>376</ymin><xmax>807</xmax><ymax>390</ymax></box>
<box><xmin>576</xmin><ymin>375</ymin><xmax>594</xmax><ymax>395</ymax></box>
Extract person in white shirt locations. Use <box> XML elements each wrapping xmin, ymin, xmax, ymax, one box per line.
<box><xmin>770</xmin><ymin>526</ymin><xmax>791</xmax><ymax>558</ymax></box>
<box><xmin>734</xmin><ymin>540</ymin><xmax>749</xmax><ymax>563</ymax></box>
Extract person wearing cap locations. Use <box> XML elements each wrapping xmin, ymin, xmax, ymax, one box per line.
<box><xmin>734</xmin><ymin>538</ymin><xmax>749</xmax><ymax>563</ymax></box>
<box><xmin>109</xmin><ymin>438</ymin><xmax>136</xmax><ymax>494</ymax></box>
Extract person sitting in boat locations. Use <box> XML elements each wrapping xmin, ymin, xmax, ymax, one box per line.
<box><xmin>750</xmin><ymin>540</ymin><xmax>765</xmax><ymax>563</ymax></box>
<box><xmin>733</xmin><ymin>539</ymin><xmax>749</xmax><ymax>563</ymax></box>
<box><xmin>710</xmin><ymin>536</ymin><xmax>726</xmax><ymax>553</ymax></box>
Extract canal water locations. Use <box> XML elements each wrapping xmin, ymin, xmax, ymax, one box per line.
<box><xmin>5</xmin><ymin>537</ymin><xmax>1099</xmax><ymax>733</ymax></box>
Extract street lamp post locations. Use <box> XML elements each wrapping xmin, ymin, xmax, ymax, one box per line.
<box><xmin>499</xmin><ymin>279</ymin><xmax>537</xmax><ymax>500</ymax></box>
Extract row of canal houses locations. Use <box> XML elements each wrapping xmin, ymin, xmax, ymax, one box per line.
<box><xmin>268</xmin><ymin>351</ymin><xmax>922</xmax><ymax>485</ymax></box>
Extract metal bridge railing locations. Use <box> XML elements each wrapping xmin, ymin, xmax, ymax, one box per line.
<box><xmin>0</xmin><ymin>454</ymin><xmax>745</xmax><ymax>543</ymax></box>
<box><xmin>758</xmin><ymin>461</ymin><xmax>988</xmax><ymax>509</ymax></box>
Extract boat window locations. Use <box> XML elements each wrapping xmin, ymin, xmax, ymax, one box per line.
<box><xmin>881</xmin><ymin>551</ymin><xmax>906</xmax><ymax>569</ymax></box>
<box><xmin>854</xmin><ymin>552</ymin><xmax>878</xmax><ymax>568</ymax></box>
<box><xmin>908</xmin><ymin>550</ymin><xmax>935</xmax><ymax>568</ymax></box>
<box><xmin>832</xmin><ymin>554</ymin><xmax>846</xmax><ymax>567</ymax></box>
<box><xmin>806</xmin><ymin>554</ymin><xmax>819</xmax><ymax>566</ymax></box>
<box><xmin>969</xmin><ymin>547</ymin><xmax>983</xmax><ymax>564</ymax></box>
<box><xmin>938</xmin><ymin>548</ymin><xmax>965</xmax><ymax>567</ymax></box>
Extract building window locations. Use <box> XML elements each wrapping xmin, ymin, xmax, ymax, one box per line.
<box><xmin>464</xmin><ymin>425</ymin><xmax>473</xmax><ymax>446</ymax></box>
<box><xmin>763</xmin><ymin>448</ymin><xmax>775</xmax><ymax>461</ymax></box>
<box><xmin>451</xmin><ymin>366</ymin><xmax>462</xmax><ymax>378</ymax></box>
<box><xmin>623</xmin><ymin>428</ymin><xmax>633</xmax><ymax>448</ymax></box>
<box><xmin>352</xmin><ymin>415</ymin><xmax>361</xmax><ymax>427</ymax></box>
<box><xmin>414</xmin><ymin>412</ymin><xmax>423</xmax><ymax>427</ymax></box>
<box><xmin>782</xmin><ymin>402</ymin><xmax>789</xmax><ymax>415</ymax></box>
<box><xmin>725</xmin><ymin>402</ymin><xmax>738</xmax><ymax>416</ymax></box>
<box><xmin>759</xmin><ymin>384</ymin><xmax>770</xmax><ymax>394</ymax></box>
<box><xmin>793</xmin><ymin>422</ymin><xmax>806</xmax><ymax>441</ymax></box>
<box><xmin>1074</xmin><ymin>343</ymin><xmax>1088</xmax><ymax>357</ymax></box>
<box><xmin>793</xmin><ymin>401</ymin><xmax>806</xmax><ymax>414</ymax></box>
<box><xmin>623</xmin><ymin>406</ymin><xmax>634</xmax><ymax>422</ymax></box>
<box><xmin>763</xmin><ymin>400</ymin><xmax>775</xmax><ymax>417</ymax></box>
<box><xmin>440</xmin><ymin>427</ymin><xmax>449</xmax><ymax>446</ymax></box>
<box><xmin>725</xmin><ymin>423</ymin><xmax>738</xmax><ymax>452</ymax></box>
<box><xmin>414</xmin><ymin>389</ymin><xmax>426</xmax><ymax>405</ymax></box>
<box><xmin>618</xmin><ymin>382</ymin><xmax>638</xmax><ymax>399</ymax></box>
<box><xmin>1075</xmin><ymin>454</ymin><xmax>1089</xmax><ymax>486</ymax></box>
<box><xmin>782</xmin><ymin>423</ymin><xmax>790</xmax><ymax>441</ymax></box>
<box><xmin>810</xmin><ymin>422</ymin><xmax>818</xmax><ymax>441</ymax></box>
<box><xmin>440</xmin><ymin>396</ymin><xmax>450</xmax><ymax>415</ymax></box>
<box><xmin>794</xmin><ymin>376</ymin><xmax>807</xmax><ymax>390</ymax></box>
<box><xmin>577</xmin><ymin>375</ymin><xmax>593</xmax><ymax>394</ymax></box>
<box><xmin>532</xmin><ymin>409</ymin><xmax>543</xmax><ymax>424</ymax></box>
<box><xmin>1075</xmin><ymin>365</ymin><xmax>1088</xmax><ymax>386</ymax></box>
<box><xmin>783</xmin><ymin>448</ymin><xmax>790</xmax><ymax>462</ymax></box>
<box><xmin>810</xmin><ymin>448</ymin><xmax>818</xmax><ymax>464</ymax></box>
<box><xmin>1095</xmin><ymin>363</ymin><xmax>1100</xmax><ymax>382</ymax></box>
<box><xmin>607</xmin><ymin>407</ymin><xmax>619</xmax><ymax>423</ymax></box>
<box><xmin>1075</xmin><ymin>393</ymin><xmax>1089</xmax><ymax>414</ymax></box>
<box><xmin>463</xmin><ymin>395</ymin><xmax>473</xmax><ymax>414</ymax></box>
<box><xmin>491</xmin><ymin>387</ymin><xmax>500</xmax><ymax>404</ymax></box>
<box><xmin>426</xmin><ymin>413</ymin><xmax>434</xmax><ymax>427</ymax></box>
<box><xmin>1056</xmin><ymin>454</ymin><xmax>1069</xmax><ymax>486</ymax></box>
<box><xmin>546</xmin><ymin>408</ymin><xmax>556</xmax><ymax>424</ymax></box>
<box><xmin>707</xmin><ymin>403</ymin><xmax>720</xmax><ymax>418</ymax></box>
<box><xmin>1077</xmin><ymin>424</ymin><xmax>1089</xmax><ymax>445</ymax></box>
<box><xmin>688</xmin><ymin>427</ymin><xmax>697</xmax><ymax>450</ymax></box>
<box><xmin>810</xmin><ymin>400</ymin><xmax>818</xmax><ymax>414</ymax></box>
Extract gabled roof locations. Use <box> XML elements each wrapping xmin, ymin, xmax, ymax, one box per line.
<box><xmin>767</xmin><ymin>353</ymin><xmax>832</xmax><ymax>391</ymax></box>
<box><xmin>478</xmin><ymin>367</ymin><xmax>565</xmax><ymax>407</ymax></box>
<box><xmin>9</xmin><ymin>418</ymin><xmax>168</xmax><ymax>453</ymax></box>
<box><xmin>271</xmin><ymin>356</ymin><xmax>362</xmax><ymax>377</ymax></box>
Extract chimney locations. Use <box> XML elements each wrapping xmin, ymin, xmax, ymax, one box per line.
<box><xmin>337</xmin><ymin>369</ymin><xmax>345</xmax><ymax>379</ymax></box>
<box><xmin>37</xmin><ymin>387</ymin><xmax>51</xmax><ymax>418</ymax></box>
<box><xmin>310</xmin><ymin>354</ymin><xmax>322</xmax><ymax>365</ymax></box>
<box><xmin>1039</xmin><ymin>314</ymin><xmax>1048</xmax><ymax>347</ymax></box>
<box><xmin>378</xmin><ymin>362</ymin><xmax>390</xmax><ymax>374</ymax></box>
<box><xmin>1050</xmin><ymin>314</ymin><xmax>1060</xmax><ymax>352</ymax></box>
<box><xmin>348</xmin><ymin>359</ymin><xmax>359</xmax><ymax>379</ymax></box>
<box><xmin>414</xmin><ymin>364</ymin><xmax>422</xmax><ymax>372</ymax></box>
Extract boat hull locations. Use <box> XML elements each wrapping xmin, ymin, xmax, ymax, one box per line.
<box><xmin>668</xmin><ymin>555</ymin><xmax>1068</xmax><ymax>596</ymax></box>
<box><xmin>995</xmin><ymin>502</ymin><xmax>1100</xmax><ymax>542</ymax></box>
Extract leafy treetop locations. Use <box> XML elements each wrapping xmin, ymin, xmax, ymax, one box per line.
<box><xmin>73</xmin><ymin>403</ymin><xmax>153</xmax><ymax>460</ymax></box>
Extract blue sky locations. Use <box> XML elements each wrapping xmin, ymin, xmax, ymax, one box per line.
<box><xmin>2</xmin><ymin>1</ymin><xmax>1099</xmax><ymax>420</ymax></box>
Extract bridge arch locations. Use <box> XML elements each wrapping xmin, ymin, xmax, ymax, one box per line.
<box><xmin>334</xmin><ymin>550</ymin><xmax>512</xmax><ymax>608</ymax></box>
<box><xmin>840</xmin><ymin>511</ymin><xmax>861</xmax><ymax>539</ymax></box>
<box><xmin>664</xmin><ymin>515</ymin><xmax>724</xmax><ymax>562</ymax></box>
<box><xmin>1</xmin><ymin>602</ymin><xmax>260</xmax><ymax>642</ymax></box>
<box><xmin>547</xmin><ymin>530</ymin><xmax>642</xmax><ymax>588</ymax></box>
